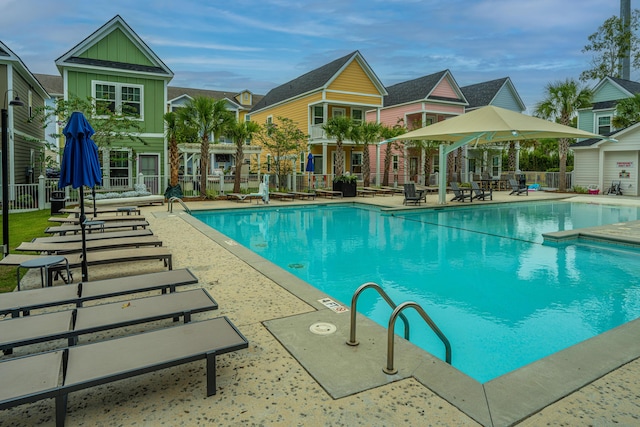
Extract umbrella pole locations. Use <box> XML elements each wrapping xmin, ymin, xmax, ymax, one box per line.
<box><xmin>79</xmin><ymin>186</ymin><xmax>89</xmax><ymax>282</ymax></box>
<box><xmin>92</xmin><ymin>186</ymin><xmax>97</xmax><ymax>217</ymax></box>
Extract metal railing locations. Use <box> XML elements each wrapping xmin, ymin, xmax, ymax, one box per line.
<box><xmin>384</xmin><ymin>301</ymin><xmax>451</xmax><ymax>375</ymax></box>
<box><xmin>346</xmin><ymin>282</ymin><xmax>410</xmax><ymax>346</ymax></box>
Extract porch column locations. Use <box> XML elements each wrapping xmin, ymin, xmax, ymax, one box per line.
<box><xmin>376</xmin><ymin>143</ymin><xmax>381</xmax><ymax>186</ymax></box>
<box><xmin>403</xmin><ymin>145</ymin><xmax>408</xmax><ymax>183</ymax></box>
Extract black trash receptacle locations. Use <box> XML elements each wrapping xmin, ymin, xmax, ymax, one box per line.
<box><xmin>517</xmin><ymin>174</ymin><xmax>526</xmax><ymax>188</ymax></box>
<box><xmin>51</xmin><ymin>191</ymin><xmax>66</xmax><ymax>215</ymax></box>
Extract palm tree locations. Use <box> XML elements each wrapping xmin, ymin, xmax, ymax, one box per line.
<box><xmin>164</xmin><ymin>112</ymin><xmax>181</xmax><ymax>190</ymax></box>
<box><xmin>507</xmin><ymin>141</ymin><xmax>517</xmax><ymax>172</ymax></box>
<box><xmin>178</xmin><ymin>97</ymin><xmax>233</xmax><ymax>197</ymax></box>
<box><xmin>353</xmin><ymin>121</ymin><xmax>382</xmax><ymax>187</ymax></box>
<box><xmin>534</xmin><ymin>79</ymin><xmax>592</xmax><ymax>192</ymax></box>
<box><xmin>322</xmin><ymin>115</ymin><xmax>353</xmax><ymax>177</ymax></box>
<box><xmin>379</xmin><ymin>122</ymin><xmax>406</xmax><ymax>186</ymax></box>
<box><xmin>226</xmin><ymin>119</ymin><xmax>261</xmax><ymax>193</ymax></box>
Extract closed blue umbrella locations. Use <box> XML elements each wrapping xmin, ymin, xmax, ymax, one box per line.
<box><xmin>305</xmin><ymin>153</ymin><xmax>314</xmax><ymax>172</ymax></box>
<box><xmin>305</xmin><ymin>153</ymin><xmax>314</xmax><ymax>189</ymax></box>
<box><xmin>58</xmin><ymin>111</ymin><xmax>102</xmax><ymax>282</ymax></box>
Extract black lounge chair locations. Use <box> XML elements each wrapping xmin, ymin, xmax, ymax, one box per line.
<box><xmin>509</xmin><ymin>179</ymin><xmax>528</xmax><ymax>196</ymax></box>
<box><xmin>471</xmin><ymin>181</ymin><xmax>492</xmax><ymax>201</ymax></box>
<box><xmin>32</xmin><ymin>228</ymin><xmax>153</xmax><ymax>244</ymax></box>
<box><xmin>0</xmin><ymin>288</ymin><xmax>218</xmax><ymax>354</ymax></box>
<box><xmin>0</xmin><ymin>316</ymin><xmax>248</xmax><ymax>427</ymax></box>
<box><xmin>403</xmin><ymin>183</ymin><xmax>423</xmax><ymax>205</ymax></box>
<box><xmin>44</xmin><ymin>220</ymin><xmax>149</xmax><ymax>235</ymax></box>
<box><xmin>605</xmin><ymin>180</ymin><xmax>623</xmax><ymax>195</ymax></box>
<box><xmin>450</xmin><ymin>182</ymin><xmax>472</xmax><ymax>202</ymax></box>
<box><xmin>0</xmin><ymin>268</ymin><xmax>198</xmax><ymax>318</ymax></box>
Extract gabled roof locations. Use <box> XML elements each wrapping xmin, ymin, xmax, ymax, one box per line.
<box><xmin>0</xmin><ymin>41</ymin><xmax>49</xmax><ymax>99</ymax></box>
<box><xmin>460</xmin><ymin>77</ymin><xmax>525</xmax><ymax>111</ymax></box>
<box><xmin>168</xmin><ymin>86</ymin><xmax>264</xmax><ymax>110</ymax></box>
<box><xmin>591</xmin><ymin>76</ymin><xmax>640</xmax><ymax>101</ymax></box>
<box><xmin>383</xmin><ymin>70</ymin><xmax>466</xmax><ymax>107</ymax></box>
<box><xmin>34</xmin><ymin>73</ymin><xmax>64</xmax><ymax>96</ymax></box>
<box><xmin>607</xmin><ymin>76</ymin><xmax>640</xmax><ymax>94</ymax></box>
<box><xmin>250</xmin><ymin>51</ymin><xmax>385</xmax><ymax>113</ymax></box>
<box><xmin>55</xmin><ymin>15</ymin><xmax>173</xmax><ymax>78</ymax></box>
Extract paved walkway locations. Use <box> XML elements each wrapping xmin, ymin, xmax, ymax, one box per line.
<box><xmin>3</xmin><ymin>190</ymin><xmax>640</xmax><ymax>426</ymax></box>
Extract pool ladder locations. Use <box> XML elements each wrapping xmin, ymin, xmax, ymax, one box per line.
<box><xmin>167</xmin><ymin>197</ymin><xmax>191</xmax><ymax>214</ymax></box>
<box><xmin>346</xmin><ymin>282</ymin><xmax>452</xmax><ymax>375</ymax></box>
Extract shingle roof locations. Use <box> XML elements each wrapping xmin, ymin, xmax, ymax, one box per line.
<box><xmin>34</xmin><ymin>73</ymin><xmax>64</xmax><ymax>96</ymax></box>
<box><xmin>383</xmin><ymin>70</ymin><xmax>464</xmax><ymax>107</ymax></box>
<box><xmin>609</xmin><ymin>76</ymin><xmax>640</xmax><ymax>94</ymax></box>
<box><xmin>65</xmin><ymin>57</ymin><xmax>168</xmax><ymax>74</ymax></box>
<box><xmin>592</xmin><ymin>100</ymin><xmax>618</xmax><ymax>110</ymax></box>
<box><xmin>250</xmin><ymin>51</ymin><xmax>358</xmax><ymax>112</ymax></box>
<box><xmin>168</xmin><ymin>86</ymin><xmax>264</xmax><ymax>109</ymax></box>
<box><xmin>460</xmin><ymin>77</ymin><xmax>508</xmax><ymax>109</ymax></box>
<box><xmin>572</xmin><ymin>129</ymin><xmax>619</xmax><ymax>147</ymax></box>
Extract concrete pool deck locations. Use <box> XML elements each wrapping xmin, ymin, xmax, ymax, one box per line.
<box><xmin>3</xmin><ymin>190</ymin><xmax>640</xmax><ymax>426</ymax></box>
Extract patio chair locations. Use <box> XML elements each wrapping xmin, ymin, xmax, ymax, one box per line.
<box><xmin>47</xmin><ymin>214</ymin><xmax>146</xmax><ymax>224</ymax></box>
<box><xmin>605</xmin><ymin>181</ymin><xmax>623</xmax><ymax>195</ymax></box>
<box><xmin>16</xmin><ymin>235</ymin><xmax>163</xmax><ymax>255</ymax></box>
<box><xmin>449</xmin><ymin>182</ymin><xmax>472</xmax><ymax>202</ymax></box>
<box><xmin>315</xmin><ymin>189</ymin><xmax>343</xmax><ymax>198</ymax></box>
<box><xmin>32</xmin><ymin>229</ymin><xmax>153</xmax><ymax>244</ymax></box>
<box><xmin>509</xmin><ymin>179</ymin><xmax>528</xmax><ymax>196</ymax></box>
<box><xmin>0</xmin><ymin>316</ymin><xmax>248</xmax><ymax>427</ymax></box>
<box><xmin>403</xmin><ymin>183</ymin><xmax>423</xmax><ymax>205</ymax></box>
<box><xmin>0</xmin><ymin>247</ymin><xmax>174</xmax><ymax>287</ymax></box>
<box><xmin>0</xmin><ymin>288</ymin><xmax>218</xmax><ymax>354</ymax></box>
<box><xmin>44</xmin><ymin>220</ymin><xmax>149</xmax><ymax>235</ymax></box>
<box><xmin>470</xmin><ymin>181</ymin><xmax>493</xmax><ymax>201</ymax></box>
<box><xmin>0</xmin><ymin>268</ymin><xmax>199</xmax><ymax>318</ymax></box>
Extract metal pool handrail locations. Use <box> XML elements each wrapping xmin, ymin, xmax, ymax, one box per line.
<box><xmin>168</xmin><ymin>197</ymin><xmax>191</xmax><ymax>214</ymax></box>
<box><xmin>383</xmin><ymin>301</ymin><xmax>452</xmax><ymax>375</ymax></box>
<box><xmin>346</xmin><ymin>282</ymin><xmax>410</xmax><ymax>346</ymax></box>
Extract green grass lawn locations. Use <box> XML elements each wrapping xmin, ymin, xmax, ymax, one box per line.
<box><xmin>0</xmin><ymin>209</ymin><xmax>52</xmax><ymax>293</ymax></box>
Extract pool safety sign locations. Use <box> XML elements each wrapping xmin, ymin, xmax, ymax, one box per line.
<box><xmin>318</xmin><ymin>298</ymin><xmax>349</xmax><ymax>313</ymax></box>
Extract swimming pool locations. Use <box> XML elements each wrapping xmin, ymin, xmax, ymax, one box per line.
<box><xmin>193</xmin><ymin>201</ymin><xmax>640</xmax><ymax>383</ymax></box>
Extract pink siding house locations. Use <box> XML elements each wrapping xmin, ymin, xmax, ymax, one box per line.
<box><xmin>367</xmin><ymin>70</ymin><xmax>467</xmax><ymax>186</ymax></box>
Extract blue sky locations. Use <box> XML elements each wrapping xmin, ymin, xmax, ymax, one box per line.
<box><xmin>0</xmin><ymin>0</ymin><xmax>625</xmax><ymax>110</ymax></box>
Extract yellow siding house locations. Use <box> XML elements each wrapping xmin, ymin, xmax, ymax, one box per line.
<box><xmin>249</xmin><ymin>51</ymin><xmax>387</xmax><ymax>186</ymax></box>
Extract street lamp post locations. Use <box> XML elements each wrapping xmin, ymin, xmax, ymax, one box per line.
<box><xmin>2</xmin><ymin>91</ymin><xmax>24</xmax><ymax>258</ymax></box>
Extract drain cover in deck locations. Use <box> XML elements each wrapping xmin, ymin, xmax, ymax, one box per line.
<box><xmin>309</xmin><ymin>322</ymin><xmax>337</xmax><ymax>335</ymax></box>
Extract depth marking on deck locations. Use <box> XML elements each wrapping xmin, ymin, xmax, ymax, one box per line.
<box><xmin>318</xmin><ymin>298</ymin><xmax>349</xmax><ymax>313</ymax></box>
<box><xmin>224</xmin><ymin>240</ymin><xmax>238</xmax><ymax>246</ymax></box>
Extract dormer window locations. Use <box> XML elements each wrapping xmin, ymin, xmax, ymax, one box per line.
<box><xmin>598</xmin><ymin>116</ymin><xmax>611</xmax><ymax>134</ymax></box>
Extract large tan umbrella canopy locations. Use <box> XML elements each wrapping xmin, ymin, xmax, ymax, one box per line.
<box><xmin>391</xmin><ymin>106</ymin><xmax>611</xmax><ymax>204</ymax></box>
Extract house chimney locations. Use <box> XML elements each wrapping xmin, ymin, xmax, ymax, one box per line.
<box><xmin>620</xmin><ymin>0</ymin><xmax>631</xmax><ymax>80</ymax></box>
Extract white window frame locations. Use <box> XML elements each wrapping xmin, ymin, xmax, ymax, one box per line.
<box><xmin>313</xmin><ymin>105</ymin><xmax>324</xmax><ymax>124</ymax></box>
<box><xmin>352</xmin><ymin>108</ymin><xmax>363</xmax><ymax>124</ymax></box>
<box><xmin>597</xmin><ymin>115</ymin><xmax>611</xmax><ymax>134</ymax></box>
<box><xmin>351</xmin><ymin>151</ymin><xmax>363</xmax><ymax>174</ymax></box>
<box><xmin>92</xmin><ymin>80</ymin><xmax>144</xmax><ymax>120</ymax></box>
<box><xmin>392</xmin><ymin>155</ymin><xmax>399</xmax><ymax>172</ymax></box>
<box><xmin>332</xmin><ymin>107</ymin><xmax>346</xmax><ymax>118</ymax></box>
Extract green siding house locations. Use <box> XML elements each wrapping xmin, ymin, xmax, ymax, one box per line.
<box><xmin>55</xmin><ymin>15</ymin><xmax>173</xmax><ymax>193</ymax></box>
<box><xmin>0</xmin><ymin>41</ymin><xmax>49</xmax><ymax>186</ymax></box>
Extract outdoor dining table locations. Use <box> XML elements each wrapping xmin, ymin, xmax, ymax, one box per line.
<box><xmin>17</xmin><ymin>255</ymin><xmax>71</xmax><ymax>290</ymax></box>
<box><xmin>480</xmin><ymin>179</ymin><xmax>508</xmax><ymax>191</ymax></box>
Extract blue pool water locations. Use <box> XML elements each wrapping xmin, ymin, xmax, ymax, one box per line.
<box><xmin>193</xmin><ymin>201</ymin><xmax>640</xmax><ymax>383</ymax></box>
